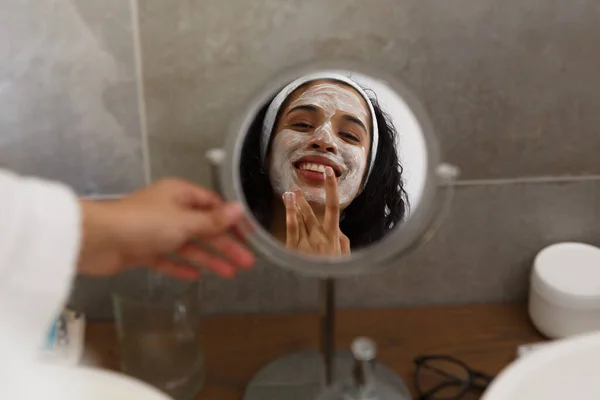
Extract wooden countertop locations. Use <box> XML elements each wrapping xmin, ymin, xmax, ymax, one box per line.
<box><xmin>85</xmin><ymin>304</ymin><xmax>544</xmax><ymax>399</ymax></box>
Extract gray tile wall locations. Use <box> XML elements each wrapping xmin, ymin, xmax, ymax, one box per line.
<box><xmin>3</xmin><ymin>0</ymin><xmax>600</xmax><ymax>319</ymax></box>
<box><xmin>0</xmin><ymin>0</ymin><xmax>147</xmax><ymax>194</ymax></box>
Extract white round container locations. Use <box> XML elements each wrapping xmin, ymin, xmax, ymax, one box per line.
<box><xmin>529</xmin><ymin>242</ymin><xmax>600</xmax><ymax>339</ymax></box>
<box><xmin>482</xmin><ymin>330</ymin><xmax>600</xmax><ymax>400</ymax></box>
<box><xmin>7</xmin><ymin>365</ymin><xmax>173</xmax><ymax>400</ymax></box>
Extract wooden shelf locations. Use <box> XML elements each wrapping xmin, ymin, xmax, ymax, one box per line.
<box><xmin>85</xmin><ymin>303</ymin><xmax>544</xmax><ymax>399</ymax></box>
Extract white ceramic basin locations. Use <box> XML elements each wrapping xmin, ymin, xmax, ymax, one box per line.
<box><xmin>482</xmin><ymin>330</ymin><xmax>600</xmax><ymax>399</ymax></box>
<box><xmin>6</xmin><ymin>364</ymin><xmax>173</xmax><ymax>400</ymax></box>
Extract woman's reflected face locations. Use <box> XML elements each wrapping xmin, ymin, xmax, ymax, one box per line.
<box><xmin>267</xmin><ymin>80</ymin><xmax>371</xmax><ymax>208</ymax></box>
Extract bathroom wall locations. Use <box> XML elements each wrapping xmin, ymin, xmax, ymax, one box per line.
<box><xmin>3</xmin><ymin>0</ymin><xmax>600</xmax><ymax>319</ymax></box>
<box><xmin>0</xmin><ymin>0</ymin><xmax>147</xmax><ymax>194</ymax></box>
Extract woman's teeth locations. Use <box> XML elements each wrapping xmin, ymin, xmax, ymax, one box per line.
<box><xmin>298</xmin><ymin>163</ymin><xmax>327</xmax><ymax>174</ymax></box>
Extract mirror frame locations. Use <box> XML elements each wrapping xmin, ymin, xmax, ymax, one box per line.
<box><xmin>221</xmin><ymin>59</ymin><xmax>448</xmax><ymax>278</ymax></box>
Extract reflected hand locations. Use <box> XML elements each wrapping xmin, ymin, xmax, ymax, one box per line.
<box><xmin>283</xmin><ymin>167</ymin><xmax>350</xmax><ymax>256</ymax></box>
<box><xmin>78</xmin><ymin>178</ymin><xmax>255</xmax><ymax>280</ymax></box>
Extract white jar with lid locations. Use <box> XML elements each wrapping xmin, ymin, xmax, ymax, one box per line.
<box><xmin>529</xmin><ymin>242</ymin><xmax>600</xmax><ymax>339</ymax></box>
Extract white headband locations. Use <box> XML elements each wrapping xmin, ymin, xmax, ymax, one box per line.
<box><xmin>260</xmin><ymin>72</ymin><xmax>380</xmax><ymax>184</ymax></box>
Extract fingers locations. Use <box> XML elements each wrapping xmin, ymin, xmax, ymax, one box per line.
<box><xmin>153</xmin><ymin>256</ymin><xmax>202</xmax><ymax>280</ymax></box>
<box><xmin>295</xmin><ymin>190</ymin><xmax>331</xmax><ymax>255</ymax></box>
<box><xmin>203</xmin><ymin>235</ymin><xmax>255</xmax><ymax>269</ymax></box>
<box><xmin>339</xmin><ymin>232</ymin><xmax>351</xmax><ymax>255</ymax></box>
<box><xmin>230</xmin><ymin>225</ymin><xmax>248</xmax><ymax>243</ymax></box>
<box><xmin>283</xmin><ymin>192</ymin><xmax>300</xmax><ymax>248</ymax></box>
<box><xmin>161</xmin><ymin>233</ymin><xmax>255</xmax><ymax>280</ymax></box>
<box><xmin>322</xmin><ymin>167</ymin><xmax>340</xmax><ymax>237</ymax></box>
<box><xmin>231</xmin><ymin>216</ymin><xmax>254</xmax><ymax>243</ymax></box>
<box><xmin>293</xmin><ymin>190</ymin><xmax>320</xmax><ymax>233</ymax></box>
<box><xmin>186</xmin><ymin>202</ymin><xmax>244</xmax><ymax>237</ymax></box>
<box><xmin>177</xmin><ymin>242</ymin><xmax>238</xmax><ymax>278</ymax></box>
<box><xmin>185</xmin><ymin>187</ymin><xmax>222</xmax><ymax>209</ymax></box>
<box><xmin>160</xmin><ymin>178</ymin><xmax>223</xmax><ymax>209</ymax></box>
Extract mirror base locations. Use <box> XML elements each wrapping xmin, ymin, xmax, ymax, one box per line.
<box><xmin>243</xmin><ymin>349</ymin><xmax>411</xmax><ymax>400</ymax></box>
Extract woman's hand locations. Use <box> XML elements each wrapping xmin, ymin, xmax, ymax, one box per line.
<box><xmin>78</xmin><ymin>178</ymin><xmax>255</xmax><ymax>280</ymax></box>
<box><xmin>283</xmin><ymin>167</ymin><xmax>350</xmax><ymax>256</ymax></box>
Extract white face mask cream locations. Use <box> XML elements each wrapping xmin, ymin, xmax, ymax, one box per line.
<box><xmin>268</xmin><ymin>83</ymin><xmax>369</xmax><ymax>206</ymax></box>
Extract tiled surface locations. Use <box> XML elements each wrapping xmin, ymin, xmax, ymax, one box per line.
<box><xmin>71</xmin><ymin>179</ymin><xmax>600</xmax><ymax>318</ymax></box>
<box><xmin>12</xmin><ymin>0</ymin><xmax>600</xmax><ymax>317</ymax></box>
<box><xmin>0</xmin><ymin>0</ymin><xmax>145</xmax><ymax>194</ymax></box>
<box><xmin>337</xmin><ymin>179</ymin><xmax>600</xmax><ymax>308</ymax></box>
<box><xmin>139</xmin><ymin>0</ymin><xmax>600</xmax><ymax>182</ymax></box>
<box><xmin>68</xmin><ymin>262</ymin><xmax>317</xmax><ymax>320</ymax></box>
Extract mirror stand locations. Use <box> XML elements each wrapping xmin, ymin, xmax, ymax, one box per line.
<box><xmin>208</xmin><ymin>148</ymin><xmax>460</xmax><ymax>400</ymax></box>
<box><xmin>208</xmin><ymin>149</ymin><xmax>416</xmax><ymax>399</ymax></box>
<box><xmin>320</xmin><ymin>278</ymin><xmax>335</xmax><ymax>387</ymax></box>
<box><xmin>243</xmin><ymin>278</ymin><xmax>411</xmax><ymax>400</ymax></box>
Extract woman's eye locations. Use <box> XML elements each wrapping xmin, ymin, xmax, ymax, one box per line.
<box><xmin>292</xmin><ymin>122</ymin><xmax>313</xmax><ymax>129</ymax></box>
<box><xmin>340</xmin><ymin>132</ymin><xmax>359</xmax><ymax>143</ymax></box>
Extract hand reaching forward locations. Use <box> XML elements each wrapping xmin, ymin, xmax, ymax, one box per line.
<box><xmin>78</xmin><ymin>178</ymin><xmax>255</xmax><ymax>280</ymax></box>
<box><xmin>283</xmin><ymin>167</ymin><xmax>350</xmax><ymax>256</ymax></box>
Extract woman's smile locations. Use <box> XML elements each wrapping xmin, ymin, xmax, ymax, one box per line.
<box><xmin>292</xmin><ymin>154</ymin><xmax>344</xmax><ymax>185</ymax></box>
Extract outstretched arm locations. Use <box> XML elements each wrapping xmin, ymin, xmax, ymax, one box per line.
<box><xmin>0</xmin><ymin>171</ymin><xmax>255</xmax><ymax>364</ymax></box>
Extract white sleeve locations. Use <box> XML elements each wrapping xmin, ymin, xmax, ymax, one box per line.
<box><xmin>0</xmin><ymin>169</ymin><xmax>81</xmax><ymax>361</ymax></box>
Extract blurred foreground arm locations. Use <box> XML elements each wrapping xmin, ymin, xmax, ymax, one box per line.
<box><xmin>78</xmin><ymin>178</ymin><xmax>254</xmax><ymax>279</ymax></box>
<box><xmin>0</xmin><ymin>170</ymin><xmax>82</xmax><ymax>359</ymax></box>
<box><xmin>0</xmin><ymin>171</ymin><xmax>254</xmax><ymax>360</ymax></box>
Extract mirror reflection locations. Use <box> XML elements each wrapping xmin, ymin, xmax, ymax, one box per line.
<box><xmin>240</xmin><ymin>70</ymin><xmax>427</xmax><ymax>258</ymax></box>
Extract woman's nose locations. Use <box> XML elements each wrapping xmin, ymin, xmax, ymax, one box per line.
<box><xmin>308</xmin><ymin>138</ymin><xmax>337</xmax><ymax>154</ymax></box>
<box><xmin>308</xmin><ymin>124</ymin><xmax>337</xmax><ymax>154</ymax></box>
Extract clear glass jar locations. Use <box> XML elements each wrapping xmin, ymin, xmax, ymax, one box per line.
<box><xmin>112</xmin><ymin>268</ymin><xmax>204</xmax><ymax>400</ymax></box>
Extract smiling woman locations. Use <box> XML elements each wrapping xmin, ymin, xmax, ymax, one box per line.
<box><xmin>240</xmin><ymin>71</ymin><xmax>409</xmax><ymax>257</ymax></box>
<box><xmin>223</xmin><ymin>65</ymin><xmax>450</xmax><ymax>400</ymax></box>
<box><xmin>269</xmin><ymin>80</ymin><xmax>371</xmax><ymax>207</ymax></box>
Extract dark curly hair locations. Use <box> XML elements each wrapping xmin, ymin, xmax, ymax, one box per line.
<box><xmin>239</xmin><ymin>80</ymin><xmax>407</xmax><ymax>250</ymax></box>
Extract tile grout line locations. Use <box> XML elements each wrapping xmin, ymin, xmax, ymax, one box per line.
<box><xmin>129</xmin><ymin>0</ymin><xmax>151</xmax><ymax>185</ymax></box>
<box><xmin>452</xmin><ymin>175</ymin><xmax>600</xmax><ymax>186</ymax></box>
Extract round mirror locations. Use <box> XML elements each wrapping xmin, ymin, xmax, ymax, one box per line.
<box><xmin>222</xmin><ymin>61</ymin><xmax>455</xmax><ymax>277</ymax></box>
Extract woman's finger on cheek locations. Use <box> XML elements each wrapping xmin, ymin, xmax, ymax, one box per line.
<box><xmin>177</xmin><ymin>243</ymin><xmax>237</xmax><ymax>278</ymax></box>
<box><xmin>323</xmin><ymin>167</ymin><xmax>340</xmax><ymax>237</ymax></box>
<box><xmin>283</xmin><ymin>192</ymin><xmax>300</xmax><ymax>247</ymax></box>
<box><xmin>339</xmin><ymin>231</ymin><xmax>351</xmax><ymax>254</ymax></box>
<box><xmin>293</xmin><ymin>189</ymin><xmax>319</xmax><ymax>232</ymax></box>
<box><xmin>317</xmin><ymin>242</ymin><xmax>329</xmax><ymax>255</ymax></box>
<box><xmin>306</xmin><ymin>228</ymin><xmax>326</xmax><ymax>249</ymax></box>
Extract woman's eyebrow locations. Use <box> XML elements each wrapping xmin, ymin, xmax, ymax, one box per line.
<box><xmin>341</xmin><ymin>114</ymin><xmax>368</xmax><ymax>135</ymax></box>
<box><xmin>285</xmin><ymin>104</ymin><xmax>319</xmax><ymax>116</ymax></box>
